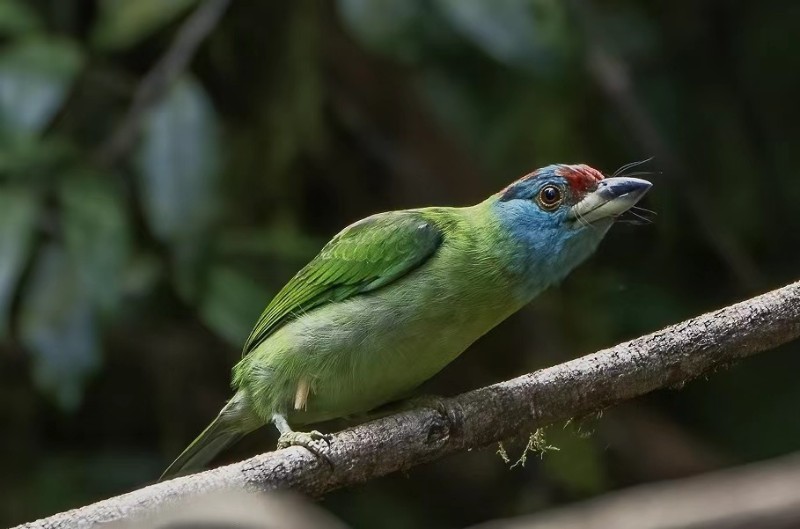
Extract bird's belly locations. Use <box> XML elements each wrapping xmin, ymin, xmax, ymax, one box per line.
<box><xmin>266</xmin><ymin>277</ymin><xmax>522</xmax><ymax>425</ymax></box>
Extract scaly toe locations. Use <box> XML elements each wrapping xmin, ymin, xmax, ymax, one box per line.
<box><xmin>276</xmin><ymin>431</ymin><xmax>334</xmax><ymax>468</ymax></box>
<box><xmin>308</xmin><ymin>430</ymin><xmax>333</xmax><ymax>446</ymax></box>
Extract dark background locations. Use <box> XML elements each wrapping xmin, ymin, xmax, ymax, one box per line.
<box><xmin>1</xmin><ymin>1</ymin><xmax>799</xmax><ymax>527</ymax></box>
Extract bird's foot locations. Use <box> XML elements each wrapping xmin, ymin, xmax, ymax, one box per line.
<box><xmin>277</xmin><ymin>430</ymin><xmax>334</xmax><ymax>467</ymax></box>
<box><xmin>277</xmin><ymin>429</ymin><xmax>331</xmax><ymax>449</ymax></box>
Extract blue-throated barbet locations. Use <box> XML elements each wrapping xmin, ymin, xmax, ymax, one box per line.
<box><xmin>161</xmin><ymin>164</ymin><xmax>651</xmax><ymax>479</ymax></box>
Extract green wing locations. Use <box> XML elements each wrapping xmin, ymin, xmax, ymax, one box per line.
<box><xmin>242</xmin><ymin>211</ymin><xmax>443</xmax><ymax>356</ymax></box>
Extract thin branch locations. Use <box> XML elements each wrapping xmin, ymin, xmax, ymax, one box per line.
<box><xmin>472</xmin><ymin>451</ymin><xmax>800</xmax><ymax>529</ymax></box>
<box><xmin>14</xmin><ymin>279</ymin><xmax>800</xmax><ymax>529</ymax></box>
<box><xmin>568</xmin><ymin>0</ymin><xmax>764</xmax><ymax>291</ymax></box>
<box><xmin>95</xmin><ymin>0</ymin><xmax>232</xmax><ymax>168</ymax></box>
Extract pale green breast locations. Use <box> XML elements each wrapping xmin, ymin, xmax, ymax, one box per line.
<box><xmin>238</xmin><ymin>210</ymin><xmax>530</xmax><ymax>425</ymax></box>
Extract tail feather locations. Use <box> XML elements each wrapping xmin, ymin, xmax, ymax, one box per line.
<box><xmin>160</xmin><ymin>394</ymin><xmax>258</xmax><ymax>481</ymax></box>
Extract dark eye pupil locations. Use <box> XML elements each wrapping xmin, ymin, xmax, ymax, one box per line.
<box><xmin>544</xmin><ymin>187</ymin><xmax>557</xmax><ymax>201</ymax></box>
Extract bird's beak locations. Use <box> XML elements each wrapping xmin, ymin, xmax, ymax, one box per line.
<box><xmin>568</xmin><ymin>177</ymin><xmax>652</xmax><ymax>225</ymax></box>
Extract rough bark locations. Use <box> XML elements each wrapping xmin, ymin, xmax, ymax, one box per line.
<box><xmin>14</xmin><ymin>280</ymin><xmax>800</xmax><ymax>529</ymax></box>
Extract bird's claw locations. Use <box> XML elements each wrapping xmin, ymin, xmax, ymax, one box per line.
<box><xmin>277</xmin><ymin>429</ymin><xmax>331</xmax><ymax>449</ymax></box>
<box><xmin>277</xmin><ymin>430</ymin><xmax>334</xmax><ymax>468</ymax></box>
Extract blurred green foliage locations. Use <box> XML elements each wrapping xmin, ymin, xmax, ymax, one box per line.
<box><xmin>1</xmin><ymin>0</ymin><xmax>799</xmax><ymax>527</ymax></box>
<box><xmin>92</xmin><ymin>0</ymin><xmax>199</xmax><ymax>50</ymax></box>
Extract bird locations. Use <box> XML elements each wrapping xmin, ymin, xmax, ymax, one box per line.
<box><xmin>160</xmin><ymin>163</ymin><xmax>651</xmax><ymax>480</ymax></box>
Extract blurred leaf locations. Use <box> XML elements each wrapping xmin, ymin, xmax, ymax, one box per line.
<box><xmin>60</xmin><ymin>172</ymin><xmax>131</xmax><ymax>314</ymax></box>
<box><xmin>199</xmin><ymin>266</ymin><xmax>270</xmax><ymax>345</ymax></box>
<box><xmin>0</xmin><ymin>0</ymin><xmax>43</xmax><ymax>37</ymax></box>
<box><xmin>19</xmin><ymin>243</ymin><xmax>100</xmax><ymax>410</ymax></box>
<box><xmin>0</xmin><ymin>37</ymin><xmax>83</xmax><ymax>139</ymax></box>
<box><xmin>135</xmin><ymin>76</ymin><xmax>220</xmax><ymax>301</ymax></box>
<box><xmin>435</xmin><ymin>0</ymin><xmax>568</xmax><ymax>72</ymax></box>
<box><xmin>0</xmin><ymin>136</ymin><xmax>77</xmax><ymax>183</ymax></box>
<box><xmin>135</xmin><ymin>76</ymin><xmax>220</xmax><ymax>246</ymax></box>
<box><xmin>92</xmin><ymin>0</ymin><xmax>198</xmax><ymax>51</ymax></box>
<box><xmin>0</xmin><ymin>186</ymin><xmax>39</xmax><ymax>338</ymax></box>
<box><xmin>336</xmin><ymin>0</ymin><xmax>427</xmax><ymax>62</ymax></box>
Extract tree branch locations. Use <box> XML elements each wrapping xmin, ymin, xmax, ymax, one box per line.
<box><xmin>472</xmin><ymin>451</ymin><xmax>800</xmax><ymax>529</ymax></box>
<box><xmin>95</xmin><ymin>0</ymin><xmax>232</xmax><ymax>168</ymax></box>
<box><xmin>15</xmin><ymin>280</ymin><xmax>800</xmax><ymax>529</ymax></box>
<box><xmin>568</xmin><ymin>0</ymin><xmax>765</xmax><ymax>291</ymax></box>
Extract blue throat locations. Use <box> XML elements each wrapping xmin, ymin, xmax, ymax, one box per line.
<box><xmin>490</xmin><ymin>198</ymin><xmax>610</xmax><ymax>302</ymax></box>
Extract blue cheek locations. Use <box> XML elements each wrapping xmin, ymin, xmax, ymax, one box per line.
<box><xmin>493</xmin><ymin>200</ymin><xmax>607</xmax><ymax>299</ymax></box>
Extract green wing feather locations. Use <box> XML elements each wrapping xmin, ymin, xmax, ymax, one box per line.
<box><xmin>242</xmin><ymin>211</ymin><xmax>443</xmax><ymax>356</ymax></box>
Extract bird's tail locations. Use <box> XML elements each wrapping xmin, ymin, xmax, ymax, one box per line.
<box><xmin>159</xmin><ymin>392</ymin><xmax>259</xmax><ymax>481</ymax></box>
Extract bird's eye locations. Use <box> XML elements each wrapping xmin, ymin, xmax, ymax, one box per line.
<box><xmin>537</xmin><ymin>185</ymin><xmax>563</xmax><ymax>210</ymax></box>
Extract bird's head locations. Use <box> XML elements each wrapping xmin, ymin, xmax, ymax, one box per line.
<box><xmin>491</xmin><ymin>163</ymin><xmax>651</xmax><ymax>289</ymax></box>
